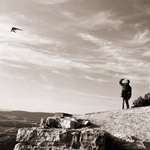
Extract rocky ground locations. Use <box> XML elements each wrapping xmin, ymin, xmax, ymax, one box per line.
<box><xmin>14</xmin><ymin>127</ymin><xmax>147</xmax><ymax>150</ymax></box>
<box><xmin>78</xmin><ymin>106</ymin><xmax>150</xmax><ymax>142</ymax></box>
<box><xmin>76</xmin><ymin>106</ymin><xmax>150</xmax><ymax>150</ymax></box>
<box><xmin>13</xmin><ymin>107</ymin><xmax>150</xmax><ymax>150</ymax></box>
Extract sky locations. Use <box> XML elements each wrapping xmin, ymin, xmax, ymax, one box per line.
<box><xmin>0</xmin><ymin>0</ymin><xmax>150</xmax><ymax>114</ymax></box>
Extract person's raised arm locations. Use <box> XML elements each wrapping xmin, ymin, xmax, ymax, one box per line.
<box><xmin>119</xmin><ymin>78</ymin><xmax>124</xmax><ymax>86</ymax></box>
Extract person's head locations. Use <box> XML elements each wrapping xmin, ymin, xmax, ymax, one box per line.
<box><xmin>127</xmin><ymin>80</ymin><xmax>130</xmax><ymax>84</ymax></box>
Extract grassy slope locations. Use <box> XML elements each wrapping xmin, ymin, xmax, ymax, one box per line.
<box><xmin>79</xmin><ymin>106</ymin><xmax>150</xmax><ymax>141</ymax></box>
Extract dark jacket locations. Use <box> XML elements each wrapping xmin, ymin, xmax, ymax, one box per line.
<box><xmin>119</xmin><ymin>79</ymin><xmax>132</xmax><ymax>100</ymax></box>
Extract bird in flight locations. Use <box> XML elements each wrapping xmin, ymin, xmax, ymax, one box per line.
<box><xmin>11</xmin><ymin>27</ymin><xmax>23</xmax><ymax>33</ymax></box>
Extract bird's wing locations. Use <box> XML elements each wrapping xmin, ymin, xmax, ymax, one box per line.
<box><xmin>15</xmin><ymin>28</ymin><xmax>22</xmax><ymax>31</ymax></box>
<box><xmin>11</xmin><ymin>27</ymin><xmax>23</xmax><ymax>32</ymax></box>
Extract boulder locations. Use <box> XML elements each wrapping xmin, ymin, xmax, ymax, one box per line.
<box><xmin>14</xmin><ymin>128</ymin><xmax>106</xmax><ymax>150</ymax></box>
<box><xmin>40</xmin><ymin>117</ymin><xmax>90</xmax><ymax>129</ymax></box>
<box><xmin>59</xmin><ymin>117</ymin><xmax>79</xmax><ymax>129</ymax></box>
<box><xmin>46</xmin><ymin>117</ymin><xmax>61</xmax><ymax>128</ymax></box>
<box><xmin>77</xmin><ymin>119</ymin><xmax>90</xmax><ymax>128</ymax></box>
<box><xmin>54</xmin><ymin>113</ymin><xmax>72</xmax><ymax>118</ymax></box>
<box><xmin>105</xmin><ymin>133</ymin><xmax>146</xmax><ymax>150</ymax></box>
<box><xmin>14</xmin><ymin>127</ymin><xmax>146</xmax><ymax>150</ymax></box>
<box><xmin>14</xmin><ymin>143</ymin><xmax>32</xmax><ymax>150</ymax></box>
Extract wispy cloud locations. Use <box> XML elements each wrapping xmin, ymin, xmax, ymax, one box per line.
<box><xmin>0</xmin><ymin>15</ymin><xmax>61</xmax><ymax>46</ymax></box>
<box><xmin>32</xmin><ymin>0</ymin><xmax>69</xmax><ymax>5</ymax></box>
<box><xmin>79</xmin><ymin>11</ymin><xmax>123</xmax><ymax>30</ymax></box>
<box><xmin>76</xmin><ymin>32</ymin><xmax>125</xmax><ymax>61</ymax></box>
<box><xmin>0</xmin><ymin>29</ymin><xmax>58</xmax><ymax>46</ymax></box>
<box><xmin>77</xmin><ymin>32</ymin><xmax>150</xmax><ymax>84</ymax></box>
<box><xmin>77</xmin><ymin>32</ymin><xmax>143</xmax><ymax>63</ymax></box>
<box><xmin>84</xmin><ymin>75</ymin><xmax>106</xmax><ymax>83</ymax></box>
<box><xmin>14</xmin><ymin>14</ymin><xmax>32</xmax><ymax>23</ymax></box>
<box><xmin>0</xmin><ymin>70</ymin><xmax>26</xmax><ymax>80</ymax></box>
<box><xmin>77</xmin><ymin>33</ymin><xmax>112</xmax><ymax>47</ymax></box>
<box><xmin>62</xmin><ymin>11</ymin><xmax>77</xmax><ymax>20</ymax></box>
<box><xmin>0</xmin><ymin>44</ymin><xmax>90</xmax><ymax>70</ymax></box>
<box><xmin>130</xmin><ymin>29</ymin><xmax>150</xmax><ymax>46</ymax></box>
<box><xmin>41</xmin><ymin>84</ymin><xmax>55</xmax><ymax>91</ymax></box>
<box><xmin>5</xmin><ymin>64</ymin><xmax>28</xmax><ymax>69</ymax></box>
<box><xmin>143</xmin><ymin>51</ymin><xmax>150</xmax><ymax>57</ymax></box>
<box><xmin>62</xmin><ymin>88</ymin><xmax>117</xmax><ymax>100</ymax></box>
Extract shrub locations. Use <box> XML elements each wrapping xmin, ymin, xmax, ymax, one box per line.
<box><xmin>132</xmin><ymin>93</ymin><xmax>150</xmax><ymax>108</ymax></box>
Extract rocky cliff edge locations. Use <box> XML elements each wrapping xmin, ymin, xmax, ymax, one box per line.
<box><xmin>13</xmin><ymin>107</ymin><xmax>150</xmax><ymax>150</ymax></box>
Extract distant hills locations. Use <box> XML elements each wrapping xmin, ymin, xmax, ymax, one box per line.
<box><xmin>0</xmin><ymin>110</ymin><xmax>55</xmax><ymax>150</ymax></box>
<box><xmin>0</xmin><ymin>110</ymin><xmax>54</xmax><ymax>122</ymax></box>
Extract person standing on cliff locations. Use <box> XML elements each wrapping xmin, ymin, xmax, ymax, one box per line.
<box><xmin>119</xmin><ymin>78</ymin><xmax>132</xmax><ymax>109</ymax></box>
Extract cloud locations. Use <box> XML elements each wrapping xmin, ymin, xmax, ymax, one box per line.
<box><xmin>41</xmin><ymin>84</ymin><xmax>55</xmax><ymax>90</ymax></box>
<box><xmin>115</xmin><ymin>73</ymin><xmax>148</xmax><ymax>84</ymax></box>
<box><xmin>0</xmin><ymin>72</ymin><xmax>12</xmax><ymax>80</ymax></box>
<box><xmin>14</xmin><ymin>14</ymin><xmax>31</xmax><ymax>23</ymax></box>
<box><xmin>62</xmin><ymin>88</ymin><xmax>117</xmax><ymax>100</ymax></box>
<box><xmin>76</xmin><ymin>32</ymin><xmax>150</xmax><ymax>84</ymax></box>
<box><xmin>0</xmin><ymin>44</ymin><xmax>90</xmax><ymax>70</ymax></box>
<box><xmin>77</xmin><ymin>33</ymin><xmax>112</xmax><ymax>47</ymax></box>
<box><xmin>32</xmin><ymin>0</ymin><xmax>69</xmax><ymax>5</ymax></box>
<box><xmin>76</xmin><ymin>33</ymin><xmax>144</xmax><ymax>64</ymax></box>
<box><xmin>143</xmin><ymin>51</ymin><xmax>150</xmax><ymax>57</ymax></box>
<box><xmin>0</xmin><ymin>70</ymin><xmax>26</xmax><ymax>80</ymax></box>
<box><xmin>0</xmin><ymin>28</ymin><xmax>58</xmax><ymax>46</ymax></box>
<box><xmin>76</xmin><ymin>32</ymin><xmax>126</xmax><ymax>62</ymax></box>
<box><xmin>134</xmin><ymin>29</ymin><xmax>149</xmax><ymax>41</ymax></box>
<box><xmin>5</xmin><ymin>64</ymin><xmax>28</xmax><ymax>69</ymax></box>
<box><xmin>0</xmin><ymin>15</ymin><xmax>61</xmax><ymax>46</ymax></box>
<box><xmin>62</xmin><ymin>11</ymin><xmax>77</xmax><ymax>20</ymax></box>
<box><xmin>79</xmin><ymin>11</ymin><xmax>123</xmax><ymax>30</ymax></box>
<box><xmin>84</xmin><ymin>75</ymin><xmax>105</xmax><ymax>83</ymax></box>
<box><xmin>131</xmin><ymin>29</ymin><xmax>150</xmax><ymax>46</ymax></box>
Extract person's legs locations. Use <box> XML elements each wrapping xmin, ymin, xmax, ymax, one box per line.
<box><xmin>125</xmin><ymin>99</ymin><xmax>129</xmax><ymax>109</ymax></box>
<box><xmin>122</xmin><ymin>99</ymin><xmax>125</xmax><ymax>109</ymax></box>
